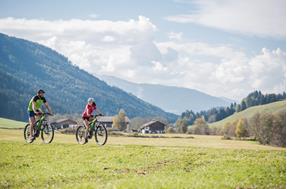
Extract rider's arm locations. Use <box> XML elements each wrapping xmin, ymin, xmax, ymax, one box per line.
<box><xmin>95</xmin><ymin>108</ymin><xmax>103</xmax><ymax>115</ymax></box>
<box><xmin>44</xmin><ymin>102</ymin><xmax>53</xmax><ymax>115</ymax></box>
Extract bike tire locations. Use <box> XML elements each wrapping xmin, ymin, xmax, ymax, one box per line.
<box><xmin>94</xmin><ymin>123</ymin><xmax>108</xmax><ymax>146</ymax></box>
<box><xmin>76</xmin><ymin>125</ymin><xmax>87</xmax><ymax>145</ymax></box>
<box><xmin>41</xmin><ymin>124</ymin><xmax>54</xmax><ymax>144</ymax></box>
<box><xmin>24</xmin><ymin>124</ymin><xmax>34</xmax><ymax>143</ymax></box>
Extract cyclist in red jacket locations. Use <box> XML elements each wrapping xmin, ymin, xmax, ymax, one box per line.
<box><xmin>82</xmin><ymin>98</ymin><xmax>101</xmax><ymax>139</ymax></box>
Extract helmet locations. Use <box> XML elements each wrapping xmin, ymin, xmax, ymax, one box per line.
<box><xmin>37</xmin><ymin>89</ymin><xmax>45</xmax><ymax>94</ymax></box>
<box><xmin>87</xmin><ymin>97</ymin><xmax>95</xmax><ymax>103</ymax></box>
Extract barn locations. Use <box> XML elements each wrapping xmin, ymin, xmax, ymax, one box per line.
<box><xmin>140</xmin><ymin>120</ymin><xmax>166</xmax><ymax>134</ymax></box>
<box><xmin>51</xmin><ymin>119</ymin><xmax>78</xmax><ymax>130</ymax></box>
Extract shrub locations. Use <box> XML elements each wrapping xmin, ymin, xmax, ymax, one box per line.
<box><xmin>222</xmin><ymin>121</ymin><xmax>236</xmax><ymax>137</ymax></box>
<box><xmin>166</xmin><ymin>127</ymin><xmax>176</xmax><ymax>134</ymax></box>
<box><xmin>189</xmin><ymin>117</ymin><xmax>209</xmax><ymax>135</ymax></box>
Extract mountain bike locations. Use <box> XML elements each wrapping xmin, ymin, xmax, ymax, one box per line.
<box><xmin>76</xmin><ymin>115</ymin><xmax>108</xmax><ymax>145</ymax></box>
<box><xmin>24</xmin><ymin>113</ymin><xmax>54</xmax><ymax>144</ymax></box>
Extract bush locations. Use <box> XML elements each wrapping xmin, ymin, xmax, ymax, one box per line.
<box><xmin>166</xmin><ymin>127</ymin><xmax>176</xmax><ymax>134</ymax></box>
<box><xmin>189</xmin><ymin>117</ymin><xmax>209</xmax><ymax>135</ymax></box>
<box><xmin>222</xmin><ymin>121</ymin><xmax>236</xmax><ymax>137</ymax></box>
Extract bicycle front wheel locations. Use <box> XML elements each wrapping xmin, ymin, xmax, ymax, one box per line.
<box><xmin>24</xmin><ymin>124</ymin><xmax>34</xmax><ymax>143</ymax></box>
<box><xmin>41</xmin><ymin>124</ymin><xmax>54</xmax><ymax>144</ymax></box>
<box><xmin>94</xmin><ymin>123</ymin><xmax>108</xmax><ymax>146</ymax></box>
<box><xmin>76</xmin><ymin>125</ymin><xmax>87</xmax><ymax>145</ymax></box>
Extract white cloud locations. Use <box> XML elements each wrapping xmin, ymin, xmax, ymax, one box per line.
<box><xmin>168</xmin><ymin>32</ymin><xmax>183</xmax><ymax>40</ymax></box>
<box><xmin>0</xmin><ymin>16</ymin><xmax>285</xmax><ymax>100</ymax></box>
<box><xmin>165</xmin><ymin>0</ymin><xmax>286</xmax><ymax>38</ymax></box>
<box><xmin>155</xmin><ymin>41</ymin><xmax>285</xmax><ymax>99</ymax></box>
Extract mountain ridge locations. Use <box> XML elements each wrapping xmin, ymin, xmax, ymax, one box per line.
<box><xmin>0</xmin><ymin>33</ymin><xmax>178</xmax><ymax>122</ymax></box>
<box><xmin>100</xmin><ymin>75</ymin><xmax>235</xmax><ymax>114</ymax></box>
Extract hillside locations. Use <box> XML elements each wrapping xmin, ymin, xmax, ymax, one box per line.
<box><xmin>0</xmin><ymin>33</ymin><xmax>178</xmax><ymax>122</ymax></box>
<box><xmin>100</xmin><ymin>75</ymin><xmax>234</xmax><ymax>114</ymax></box>
<box><xmin>209</xmin><ymin>100</ymin><xmax>286</xmax><ymax>128</ymax></box>
<box><xmin>0</xmin><ymin>117</ymin><xmax>26</xmax><ymax>129</ymax></box>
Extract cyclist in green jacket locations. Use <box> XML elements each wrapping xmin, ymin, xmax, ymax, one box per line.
<box><xmin>27</xmin><ymin>89</ymin><xmax>53</xmax><ymax>141</ymax></box>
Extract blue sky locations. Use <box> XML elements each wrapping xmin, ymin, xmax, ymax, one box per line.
<box><xmin>0</xmin><ymin>0</ymin><xmax>285</xmax><ymax>99</ymax></box>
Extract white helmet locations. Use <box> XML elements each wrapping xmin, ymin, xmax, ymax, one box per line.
<box><xmin>87</xmin><ymin>97</ymin><xmax>94</xmax><ymax>103</ymax></box>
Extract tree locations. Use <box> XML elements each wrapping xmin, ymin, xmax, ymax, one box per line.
<box><xmin>235</xmin><ymin>118</ymin><xmax>248</xmax><ymax>138</ymax></box>
<box><xmin>175</xmin><ymin>118</ymin><xmax>188</xmax><ymax>133</ymax></box>
<box><xmin>249</xmin><ymin>113</ymin><xmax>261</xmax><ymax>140</ymax></box>
<box><xmin>236</xmin><ymin>104</ymin><xmax>241</xmax><ymax>112</ymax></box>
<box><xmin>222</xmin><ymin>122</ymin><xmax>236</xmax><ymax>138</ymax></box>
<box><xmin>257</xmin><ymin>113</ymin><xmax>273</xmax><ymax>145</ymax></box>
<box><xmin>112</xmin><ymin>116</ymin><xmax>120</xmax><ymax>129</ymax></box>
<box><xmin>191</xmin><ymin>117</ymin><xmax>209</xmax><ymax>135</ymax></box>
<box><xmin>112</xmin><ymin>109</ymin><xmax>127</xmax><ymax>130</ymax></box>
<box><xmin>241</xmin><ymin>101</ymin><xmax>247</xmax><ymax>111</ymax></box>
<box><xmin>271</xmin><ymin>110</ymin><xmax>286</xmax><ymax>147</ymax></box>
<box><xmin>118</xmin><ymin>109</ymin><xmax>127</xmax><ymax>130</ymax></box>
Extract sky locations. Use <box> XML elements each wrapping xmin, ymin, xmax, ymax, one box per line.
<box><xmin>0</xmin><ymin>0</ymin><xmax>285</xmax><ymax>100</ymax></box>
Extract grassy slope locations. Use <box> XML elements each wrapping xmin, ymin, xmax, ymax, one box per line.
<box><xmin>0</xmin><ymin>128</ymin><xmax>285</xmax><ymax>189</ymax></box>
<box><xmin>209</xmin><ymin>100</ymin><xmax>286</xmax><ymax>128</ymax></box>
<box><xmin>0</xmin><ymin>117</ymin><xmax>27</xmax><ymax>129</ymax></box>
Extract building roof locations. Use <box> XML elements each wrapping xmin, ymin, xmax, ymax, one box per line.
<box><xmin>140</xmin><ymin>120</ymin><xmax>166</xmax><ymax>129</ymax></box>
<box><xmin>53</xmin><ymin>118</ymin><xmax>78</xmax><ymax>125</ymax></box>
<box><xmin>97</xmin><ymin>116</ymin><xmax>130</xmax><ymax>123</ymax></box>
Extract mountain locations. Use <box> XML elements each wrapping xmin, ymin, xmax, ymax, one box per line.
<box><xmin>100</xmin><ymin>75</ymin><xmax>234</xmax><ymax>114</ymax></box>
<box><xmin>0</xmin><ymin>33</ymin><xmax>178</xmax><ymax>122</ymax></box>
<box><xmin>208</xmin><ymin>100</ymin><xmax>286</xmax><ymax>129</ymax></box>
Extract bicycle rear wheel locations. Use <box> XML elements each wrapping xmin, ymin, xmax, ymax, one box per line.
<box><xmin>94</xmin><ymin>123</ymin><xmax>108</xmax><ymax>146</ymax></box>
<box><xmin>41</xmin><ymin>124</ymin><xmax>54</xmax><ymax>144</ymax></box>
<box><xmin>76</xmin><ymin>125</ymin><xmax>87</xmax><ymax>145</ymax></box>
<box><xmin>24</xmin><ymin>124</ymin><xmax>34</xmax><ymax>143</ymax></box>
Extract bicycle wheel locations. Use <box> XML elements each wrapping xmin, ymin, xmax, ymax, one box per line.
<box><xmin>94</xmin><ymin>123</ymin><xmax>107</xmax><ymax>146</ymax></box>
<box><xmin>24</xmin><ymin>124</ymin><xmax>34</xmax><ymax>143</ymax></box>
<box><xmin>76</xmin><ymin>125</ymin><xmax>87</xmax><ymax>145</ymax></box>
<box><xmin>41</xmin><ymin>124</ymin><xmax>54</xmax><ymax>144</ymax></box>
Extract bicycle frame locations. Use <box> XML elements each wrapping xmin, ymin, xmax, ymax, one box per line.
<box><xmin>89</xmin><ymin>116</ymin><xmax>98</xmax><ymax>130</ymax></box>
<box><xmin>35</xmin><ymin>114</ymin><xmax>48</xmax><ymax>131</ymax></box>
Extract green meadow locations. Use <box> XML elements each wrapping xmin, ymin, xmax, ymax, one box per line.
<box><xmin>0</xmin><ymin>117</ymin><xmax>285</xmax><ymax>189</ymax></box>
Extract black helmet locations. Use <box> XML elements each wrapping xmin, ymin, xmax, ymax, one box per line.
<box><xmin>37</xmin><ymin>89</ymin><xmax>45</xmax><ymax>94</ymax></box>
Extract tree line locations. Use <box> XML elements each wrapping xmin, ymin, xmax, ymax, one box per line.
<box><xmin>169</xmin><ymin>110</ymin><xmax>286</xmax><ymax>147</ymax></box>
<box><xmin>180</xmin><ymin>91</ymin><xmax>286</xmax><ymax>125</ymax></box>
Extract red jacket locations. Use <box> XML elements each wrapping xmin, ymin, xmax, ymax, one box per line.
<box><xmin>82</xmin><ymin>103</ymin><xmax>96</xmax><ymax>118</ymax></box>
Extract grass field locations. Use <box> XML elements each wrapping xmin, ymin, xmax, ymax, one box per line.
<box><xmin>209</xmin><ymin>100</ymin><xmax>286</xmax><ymax>129</ymax></box>
<box><xmin>0</xmin><ymin>127</ymin><xmax>285</xmax><ymax>189</ymax></box>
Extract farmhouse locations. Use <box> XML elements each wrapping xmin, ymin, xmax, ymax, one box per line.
<box><xmin>51</xmin><ymin>118</ymin><xmax>78</xmax><ymax>130</ymax></box>
<box><xmin>140</xmin><ymin>120</ymin><xmax>166</xmax><ymax>134</ymax></box>
<box><xmin>97</xmin><ymin>116</ymin><xmax>130</xmax><ymax>128</ymax></box>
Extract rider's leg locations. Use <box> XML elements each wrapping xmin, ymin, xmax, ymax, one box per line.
<box><xmin>29</xmin><ymin>116</ymin><xmax>36</xmax><ymax>139</ymax></box>
<box><xmin>83</xmin><ymin>119</ymin><xmax>90</xmax><ymax>139</ymax></box>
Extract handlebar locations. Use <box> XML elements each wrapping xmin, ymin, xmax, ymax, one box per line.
<box><xmin>38</xmin><ymin>112</ymin><xmax>53</xmax><ymax>116</ymax></box>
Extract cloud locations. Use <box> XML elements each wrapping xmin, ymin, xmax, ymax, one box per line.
<box><xmin>165</xmin><ymin>0</ymin><xmax>286</xmax><ymax>38</ymax></box>
<box><xmin>155</xmin><ymin>41</ymin><xmax>286</xmax><ymax>99</ymax></box>
<box><xmin>167</xmin><ymin>32</ymin><xmax>183</xmax><ymax>40</ymax></box>
<box><xmin>0</xmin><ymin>16</ymin><xmax>285</xmax><ymax>100</ymax></box>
